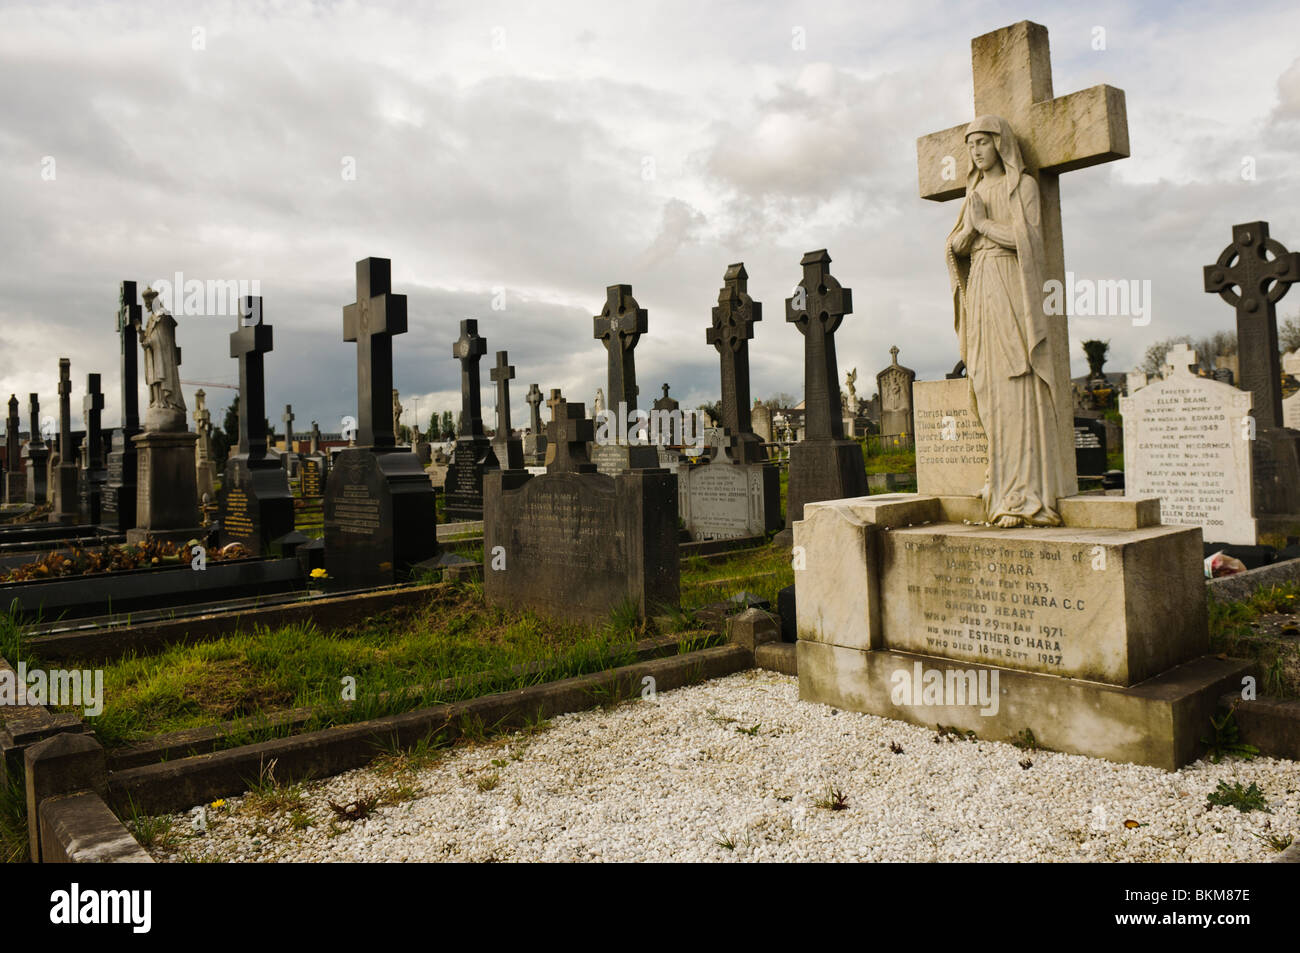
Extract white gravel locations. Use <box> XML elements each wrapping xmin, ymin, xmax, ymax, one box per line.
<box><xmin>147</xmin><ymin>671</ymin><xmax>1299</xmax><ymax>862</ymax></box>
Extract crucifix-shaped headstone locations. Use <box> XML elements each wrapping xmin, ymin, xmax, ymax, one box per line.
<box><xmin>1164</xmin><ymin>343</ymin><xmax>1198</xmax><ymax>378</ymax></box>
<box><xmin>593</xmin><ymin>284</ymin><xmax>647</xmax><ymax>411</ymax></box>
<box><xmin>27</xmin><ymin>393</ymin><xmax>43</xmax><ymax>450</ymax></box>
<box><xmin>230</xmin><ymin>296</ymin><xmax>273</xmax><ymax>459</ymax></box>
<box><xmin>544</xmin><ymin>390</ymin><xmax>596</xmax><ymax>474</ymax></box>
<box><xmin>50</xmin><ymin>358</ymin><xmax>81</xmax><ymax>524</ymax></box>
<box><xmin>57</xmin><ymin>359</ymin><xmax>72</xmax><ymax>456</ymax></box>
<box><xmin>117</xmin><ymin>280</ymin><xmax>141</xmax><ymax>435</ymax></box>
<box><xmin>489</xmin><ymin>350</ymin><xmax>524</xmax><ymax>469</ymax></box>
<box><xmin>342</xmin><ymin>257</ymin><xmax>407</xmax><ymax>449</ymax></box>
<box><xmin>524</xmin><ymin>382</ymin><xmax>546</xmax><ymax>466</ymax></box>
<box><xmin>310</xmin><ymin>421</ymin><xmax>321</xmax><ymax>454</ymax></box>
<box><xmin>5</xmin><ymin>395</ymin><xmax>17</xmax><ymax>469</ymax></box>
<box><xmin>526</xmin><ymin>383</ymin><xmax>544</xmax><ymax>435</ymax></box>
<box><xmin>786</xmin><ymin>250</ymin><xmax>851</xmax><ymax>441</ymax></box>
<box><xmin>918</xmin><ymin>20</ymin><xmax>1130</xmax><ymax>493</ymax></box>
<box><xmin>708</xmin><ymin>263</ymin><xmax>761</xmax><ymax>435</ymax></box>
<box><xmin>453</xmin><ymin>319</ymin><xmax>488</xmax><ymax>437</ymax></box>
<box><xmin>83</xmin><ymin>374</ymin><xmax>104</xmax><ymax>470</ymax></box>
<box><xmin>1204</xmin><ymin>221</ymin><xmax>1300</xmax><ymax>430</ymax></box>
<box><xmin>282</xmin><ymin>404</ymin><xmax>295</xmax><ymax>451</ymax></box>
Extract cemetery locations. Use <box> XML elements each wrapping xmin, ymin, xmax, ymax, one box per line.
<box><xmin>1</xmin><ymin>12</ymin><xmax>1299</xmax><ymax>876</ymax></box>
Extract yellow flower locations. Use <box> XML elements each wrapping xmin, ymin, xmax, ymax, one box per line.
<box><xmin>211</xmin><ymin>799</ymin><xmax>226</xmax><ymax>808</ymax></box>
<box><xmin>310</xmin><ymin>568</ymin><xmax>329</xmax><ymax>579</ymax></box>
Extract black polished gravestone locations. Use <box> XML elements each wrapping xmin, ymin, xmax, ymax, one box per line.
<box><xmin>590</xmin><ymin>284</ymin><xmax>661</xmax><ymax>475</ymax></box>
<box><xmin>1203</xmin><ymin>221</ymin><xmax>1300</xmax><ymax>519</ymax></box>
<box><xmin>484</xmin><ymin>391</ymin><xmax>678</xmax><ymax>624</ymax></box>
<box><xmin>79</xmin><ymin>374</ymin><xmax>107</xmax><ymax>524</ymax></box>
<box><xmin>780</xmin><ymin>250</ymin><xmax>868</xmax><ymax>537</ymax></box>
<box><xmin>324</xmin><ymin>257</ymin><xmax>439</xmax><ymax>586</ymax></box>
<box><xmin>220</xmin><ymin>296</ymin><xmax>295</xmax><ymax>554</ymax></box>
<box><xmin>102</xmin><ymin>281</ymin><xmax>141</xmax><ymax>531</ymax></box>
<box><xmin>489</xmin><ymin>350</ymin><xmax>525</xmax><ymax>470</ymax></box>
<box><xmin>22</xmin><ymin>393</ymin><xmax>49</xmax><ymax>505</ymax></box>
<box><xmin>4</xmin><ymin>395</ymin><xmax>24</xmax><ymax>503</ymax></box>
<box><xmin>1074</xmin><ymin>416</ymin><xmax>1107</xmax><ymax>477</ymax></box>
<box><xmin>443</xmin><ymin>319</ymin><xmax>499</xmax><ymax>521</ymax></box>
<box><xmin>50</xmin><ymin>358</ymin><xmax>80</xmax><ymax>525</ymax></box>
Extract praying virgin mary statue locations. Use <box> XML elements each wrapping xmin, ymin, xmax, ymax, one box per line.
<box><xmin>946</xmin><ymin>115</ymin><xmax>1066</xmax><ymax>528</ymax></box>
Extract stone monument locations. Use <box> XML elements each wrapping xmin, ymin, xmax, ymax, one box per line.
<box><xmin>3</xmin><ymin>396</ymin><xmax>23</xmax><ymax>503</ymax></box>
<box><xmin>193</xmin><ymin>389</ymin><xmax>217</xmax><ymax>503</ymax></box>
<box><xmin>21</xmin><ymin>394</ymin><xmax>48</xmax><ymax>505</ymax></box>
<box><xmin>523</xmin><ymin>382</ymin><xmax>548</xmax><ymax>466</ymax></box>
<box><xmin>590</xmin><ymin>285</ymin><xmax>660</xmax><ymax>475</ymax></box>
<box><xmin>79</xmin><ymin>374</ymin><xmax>107</xmax><ymax>525</ymax></box>
<box><xmin>50</xmin><ymin>358</ymin><xmax>80</xmax><ymax>525</ymax></box>
<box><xmin>103</xmin><ymin>280</ymin><xmax>141</xmax><ymax>531</ymax></box>
<box><xmin>489</xmin><ymin>350</ymin><xmax>525</xmax><ymax>470</ymax></box>
<box><xmin>323</xmin><ymin>257</ymin><xmax>439</xmax><ymax>586</ymax></box>
<box><xmin>443</xmin><ymin>319</ymin><xmax>499</xmax><ymax>521</ymax></box>
<box><xmin>876</xmin><ymin>347</ymin><xmax>916</xmax><ymax>438</ymax></box>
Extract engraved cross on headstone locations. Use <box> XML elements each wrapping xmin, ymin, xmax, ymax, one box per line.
<box><xmin>490</xmin><ymin>351</ymin><xmax>516</xmax><ymax>437</ymax></box>
<box><xmin>707</xmin><ymin>262</ymin><xmax>761</xmax><ymax>436</ymax></box>
<box><xmin>83</xmin><ymin>374</ymin><xmax>105</xmax><ymax>470</ymax></box>
<box><xmin>282</xmin><ymin>404</ymin><xmax>295</xmax><ymax>451</ymax></box>
<box><xmin>230</xmin><ymin>295</ymin><xmax>273</xmax><ymax>458</ymax></box>
<box><xmin>786</xmin><ymin>250</ymin><xmax>852</xmax><ymax>441</ymax></box>
<box><xmin>452</xmin><ymin>319</ymin><xmax>488</xmax><ymax>438</ymax></box>
<box><xmin>1204</xmin><ymin>221</ymin><xmax>1300</xmax><ymax>429</ymax></box>
<box><xmin>526</xmin><ymin>383</ymin><xmax>543</xmax><ymax>436</ymax></box>
<box><xmin>342</xmin><ymin>257</ymin><xmax>408</xmax><ymax>449</ymax></box>
<box><xmin>593</xmin><ymin>284</ymin><xmax>647</xmax><ymax>410</ymax></box>
<box><xmin>544</xmin><ymin>390</ymin><xmax>595</xmax><ymax>473</ymax></box>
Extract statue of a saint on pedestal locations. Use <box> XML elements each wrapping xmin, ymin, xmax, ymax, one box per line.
<box><xmin>946</xmin><ymin>115</ymin><xmax>1066</xmax><ymax>527</ymax></box>
<box><xmin>139</xmin><ymin>287</ymin><xmax>188</xmax><ymax>432</ymax></box>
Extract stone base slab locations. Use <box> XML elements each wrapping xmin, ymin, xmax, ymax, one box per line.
<box><xmin>797</xmin><ymin>641</ymin><xmax>1253</xmax><ymax>770</ymax></box>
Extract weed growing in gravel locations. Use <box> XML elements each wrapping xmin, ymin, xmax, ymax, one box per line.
<box><xmin>735</xmin><ymin>723</ymin><xmax>761</xmax><ymax>736</ymax></box>
<box><xmin>288</xmin><ymin>809</ymin><xmax>316</xmax><ymax>832</ymax></box>
<box><xmin>125</xmin><ymin>803</ymin><xmax>181</xmax><ymax>852</ymax></box>
<box><xmin>934</xmin><ymin>725</ymin><xmax>977</xmax><ymax>743</ymax></box>
<box><xmin>815</xmin><ymin>786</ymin><xmax>849</xmax><ymax>811</ymax></box>
<box><xmin>328</xmin><ymin>794</ymin><xmax>380</xmax><ymax>821</ymax></box>
<box><xmin>715</xmin><ymin>834</ymin><xmax>736</xmax><ymax>850</ymax></box>
<box><xmin>1251</xmin><ymin>831</ymin><xmax>1293</xmax><ymax>852</ymax></box>
<box><xmin>476</xmin><ymin>772</ymin><xmax>500</xmax><ymax>792</ymax></box>
<box><xmin>1202</xmin><ymin>705</ymin><xmax>1260</xmax><ymax>764</ymax></box>
<box><xmin>1205</xmin><ymin>780</ymin><xmax>1271</xmax><ymax>814</ymax></box>
<box><xmin>369</xmin><ymin>730</ymin><xmax>450</xmax><ymax>777</ymax></box>
<box><xmin>1012</xmin><ymin>729</ymin><xmax>1039</xmax><ymax>750</ymax></box>
<box><xmin>888</xmin><ymin>741</ymin><xmax>904</xmax><ymax>754</ymax></box>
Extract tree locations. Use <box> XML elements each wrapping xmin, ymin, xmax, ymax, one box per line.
<box><xmin>697</xmin><ymin>401</ymin><xmax>721</xmax><ymax>425</ymax></box>
<box><xmin>216</xmin><ymin>395</ymin><xmax>272</xmax><ymax>465</ymax></box>
<box><xmin>762</xmin><ymin>393</ymin><xmax>797</xmax><ymax>410</ymax></box>
<box><xmin>440</xmin><ymin>411</ymin><xmax>454</xmax><ymax>439</ymax></box>
<box><xmin>1281</xmin><ymin>313</ymin><xmax>1300</xmax><ymax>353</ymax></box>
<box><xmin>1081</xmin><ymin>339</ymin><xmax>1110</xmax><ymax>378</ymax></box>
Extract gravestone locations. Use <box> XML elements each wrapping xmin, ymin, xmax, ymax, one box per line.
<box><xmin>876</xmin><ymin>346</ymin><xmax>916</xmax><ymax>437</ymax></box>
<box><xmin>523</xmin><ymin>383</ymin><xmax>547</xmax><ymax>466</ymax></box>
<box><xmin>1284</xmin><ymin>351</ymin><xmax>1300</xmax><ymax>429</ymax></box>
<box><xmin>220</xmin><ymin>296</ymin><xmax>295</xmax><ymax>553</ymax></box>
<box><xmin>103</xmin><ymin>280</ymin><xmax>141</xmax><ymax>531</ymax></box>
<box><xmin>324</xmin><ymin>257</ymin><xmax>439</xmax><ymax>586</ymax></box>
<box><xmin>3</xmin><ymin>396</ymin><xmax>23</xmax><ymax>503</ymax></box>
<box><xmin>1073</xmin><ymin>416</ymin><xmax>1107</xmax><ymax>477</ymax></box>
<box><xmin>443</xmin><ymin>319</ymin><xmax>499</xmax><ymax>521</ymax></box>
<box><xmin>751</xmin><ymin>400</ymin><xmax>773</xmax><ymax>444</ymax></box>
<box><xmin>780</xmin><ymin>250</ymin><xmax>868</xmax><ymax>534</ymax></box>
<box><xmin>298</xmin><ymin>420</ymin><xmax>328</xmax><ymax>497</ymax></box>
<box><xmin>22</xmin><ymin>394</ymin><xmax>49</xmax><ymax>505</ymax></box>
<box><xmin>129</xmin><ymin>287</ymin><xmax>202</xmax><ymax>544</ymax></box>
<box><xmin>1126</xmin><ymin>370</ymin><xmax>1149</xmax><ymax>395</ymax></box>
<box><xmin>489</xmin><ymin>350</ymin><xmax>525</xmax><ymax>470</ymax></box>
<box><xmin>193</xmin><ymin>389</ymin><xmax>217</xmax><ymax>503</ymax></box>
<box><xmin>50</xmin><ymin>359</ymin><xmax>81</xmax><ymax>525</ymax></box>
<box><xmin>79</xmin><ymin>374</ymin><xmax>106</xmax><ymax>524</ymax></box>
<box><xmin>590</xmin><ymin>285</ymin><xmax>660</xmax><ymax>474</ymax></box>
<box><xmin>917</xmin><ymin>20</ymin><xmax>1130</xmax><ymax>499</ymax></box>
<box><xmin>1203</xmin><ymin>221</ymin><xmax>1300</xmax><ymax>519</ymax></box>
<box><xmin>280</xmin><ymin>404</ymin><xmax>299</xmax><ymax>476</ymax></box>
<box><xmin>1121</xmin><ymin>345</ymin><xmax>1256</xmax><ymax>546</ymax></box>
<box><xmin>484</xmin><ymin>392</ymin><xmax>678</xmax><ymax>623</ymax></box>
<box><xmin>680</xmin><ymin>263</ymin><xmax>780</xmax><ymax>541</ymax></box>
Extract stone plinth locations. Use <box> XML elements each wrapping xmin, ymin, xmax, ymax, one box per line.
<box><xmin>127</xmin><ymin>430</ymin><xmax>202</xmax><ymax>544</ymax></box>
<box><xmin>22</xmin><ymin>447</ymin><xmax>49</xmax><ymax>505</ymax></box>
<box><xmin>51</xmin><ymin>460</ymin><xmax>79</xmax><ymax>525</ymax></box>
<box><xmin>323</xmin><ymin>447</ymin><xmax>438</xmax><ymax>587</ymax></box>
<box><xmin>4</xmin><ymin>472</ymin><xmax>25</xmax><ymax>504</ymax></box>
<box><xmin>221</xmin><ymin>455</ymin><xmax>295</xmax><ymax>554</ymax></box>
<box><xmin>483</xmin><ymin>467</ymin><xmax>679</xmax><ymax>624</ymax></box>
<box><xmin>792</xmin><ymin>491</ymin><xmax>1246</xmax><ymax>769</ymax></box>
<box><xmin>784</xmin><ymin>438</ymin><xmax>866</xmax><ymax>528</ymax></box>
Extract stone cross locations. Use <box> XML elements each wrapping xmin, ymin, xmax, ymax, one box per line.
<box><xmin>83</xmin><ymin>374</ymin><xmax>105</xmax><ymax>470</ymax></box>
<box><xmin>5</xmin><ymin>395</ymin><xmax>17</xmax><ymax>466</ymax></box>
<box><xmin>526</xmin><ymin>383</ymin><xmax>543</xmax><ymax>435</ymax></box>
<box><xmin>230</xmin><ymin>295</ymin><xmax>273</xmax><ymax>458</ymax></box>
<box><xmin>310</xmin><ymin>421</ymin><xmax>321</xmax><ymax>454</ymax></box>
<box><xmin>57</xmin><ymin>359</ymin><xmax>72</xmax><ymax>456</ymax></box>
<box><xmin>282</xmin><ymin>404</ymin><xmax>295</xmax><ymax>452</ymax></box>
<box><xmin>452</xmin><ymin>319</ymin><xmax>488</xmax><ymax>437</ymax></box>
<box><xmin>707</xmin><ymin>262</ymin><xmax>761</xmax><ymax>435</ymax></box>
<box><xmin>918</xmin><ymin>20</ymin><xmax>1130</xmax><ymax>489</ymax></box>
<box><xmin>117</xmin><ymin>280</ymin><xmax>142</xmax><ymax>436</ymax></box>
<box><xmin>1165</xmin><ymin>344</ymin><xmax>1198</xmax><ymax>376</ymax></box>
<box><xmin>28</xmin><ymin>393</ymin><xmax>43</xmax><ymax>450</ymax></box>
<box><xmin>544</xmin><ymin>390</ymin><xmax>595</xmax><ymax>473</ymax></box>
<box><xmin>342</xmin><ymin>257</ymin><xmax>408</xmax><ymax>449</ymax></box>
<box><xmin>786</xmin><ymin>250</ymin><xmax>852</xmax><ymax>441</ymax></box>
<box><xmin>593</xmin><ymin>285</ymin><xmax>647</xmax><ymax>410</ymax></box>
<box><xmin>653</xmin><ymin>383</ymin><xmax>679</xmax><ymax>412</ymax></box>
<box><xmin>490</xmin><ymin>351</ymin><xmax>516</xmax><ymax>437</ymax></box>
<box><xmin>1203</xmin><ymin>221</ymin><xmax>1300</xmax><ymax>430</ymax></box>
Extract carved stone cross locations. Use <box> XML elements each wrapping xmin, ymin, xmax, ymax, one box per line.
<box><xmin>707</xmin><ymin>262</ymin><xmax>760</xmax><ymax>436</ymax></box>
<box><xmin>27</xmin><ymin>394</ymin><xmax>42</xmax><ymax>450</ymax></box>
<box><xmin>544</xmin><ymin>390</ymin><xmax>595</xmax><ymax>473</ymax></box>
<box><xmin>785</xmin><ymin>250</ymin><xmax>852</xmax><ymax>441</ymax></box>
<box><xmin>490</xmin><ymin>350</ymin><xmax>516</xmax><ymax>437</ymax></box>
<box><xmin>593</xmin><ymin>284</ymin><xmax>647</xmax><ymax>410</ymax></box>
<box><xmin>57</xmin><ymin>358</ymin><xmax>72</xmax><ymax>452</ymax></box>
<box><xmin>6</xmin><ymin>395</ymin><xmax>18</xmax><ymax>464</ymax></box>
<box><xmin>83</xmin><ymin>374</ymin><xmax>105</xmax><ymax>470</ymax></box>
<box><xmin>1203</xmin><ymin>221</ymin><xmax>1300</xmax><ymax>429</ymax></box>
<box><xmin>526</xmin><ymin>382</ymin><xmax>543</xmax><ymax>435</ymax></box>
<box><xmin>452</xmin><ymin>319</ymin><xmax>488</xmax><ymax>438</ymax></box>
<box><xmin>282</xmin><ymin>404</ymin><xmax>295</xmax><ymax>450</ymax></box>
<box><xmin>230</xmin><ymin>295</ymin><xmax>273</xmax><ymax>458</ymax></box>
<box><xmin>1165</xmin><ymin>344</ymin><xmax>1198</xmax><ymax>377</ymax></box>
<box><xmin>342</xmin><ymin>257</ymin><xmax>408</xmax><ymax>449</ymax></box>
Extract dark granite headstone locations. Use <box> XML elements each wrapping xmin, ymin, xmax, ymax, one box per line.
<box><xmin>489</xmin><ymin>350</ymin><xmax>525</xmax><ymax>470</ymax></box>
<box><xmin>102</xmin><ymin>280</ymin><xmax>140</xmax><ymax>530</ymax></box>
<box><xmin>324</xmin><ymin>258</ymin><xmax>438</xmax><ymax>586</ymax></box>
<box><xmin>444</xmin><ymin>319</ymin><xmax>499</xmax><ymax>521</ymax></box>
<box><xmin>1204</xmin><ymin>221</ymin><xmax>1300</xmax><ymax>517</ymax></box>
<box><xmin>484</xmin><ymin>393</ymin><xmax>678</xmax><ymax>623</ymax></box>
<box><xmin>221</xmin><ymin>296</ymin><xmax>295</xmax><ymax>553</ymax></box>
<box><xmin>79</xmin><ymin>374</ymin><xmax>106</xmax><ymax>524</ymax></box>
<box><xmin>3</xmin><ymin>395</ymin><xmax>23</xmax><ymax>503</ymax></box>
<box><xmin>781</xmin><ymin>250</ymin><xmax>868</xmax><ymax>534</ymax></box>
<box><xmin>591</xmin><ymin>284</ymin><xmax>660</xmax><ymax>474</ymax></box>
<box><xmin>22</xmin><ymin>393</ymin><xmax>49</xmax><ymax>505</ymax></box>
<box><xmin>523</xmin><ymin>383</ymin><xmax>547</xmax><ymax>466</ymax></box>
<box><xmin>298</xmin><ymin>456</ymin><xmax>325</xmax><ymax>497</ymax></box>
<box><xmin>51</xmin><ymin>358</ymin><xmax>80</xmax><ymax>524</ymax></box>
<box><xmin>1073</xmin><ymin>416</ymin><xmax>1107</xmax><ymax>477</ymax></box>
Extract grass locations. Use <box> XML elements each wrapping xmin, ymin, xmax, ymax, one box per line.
<box><xmin>1205</xmin><ymin>780</ymin><xmax>1271</xmax><ymax>814</ymax></box>
<box><xmin>0</xmin><ymin>769</ymin><xmax>28</xmax><ymax>864</ymax></box>
<box><xmin>814</xmin><ymin>785</ymin><xmax>849</xmax><ymax>811</ymax></box>
<box><xmin>1208</xmin><ymin>582</ymin><xmax>1300</xmax><ymax>698</ymax></box>
<box><xmin>679</xmin><ymin>546</ymin><xmax>794</xmax><ymax>609</ymax></box>
<box><xmin>1202</xmin><ymin>704</ymin><xmax>1260</xmax><ymax>763</ymax></box>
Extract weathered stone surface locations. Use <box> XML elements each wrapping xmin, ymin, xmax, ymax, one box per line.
<box><xmin>1121</xmin><ymin>346</ymin><xmax>1256</xmax><ymax>546</ymax></box>
<box><xmin>3</xmin><ymin>394</ymin><xmax>23</xmax><ymax>503</ymax></box>
<box><xmin>484</xmin><ymin>418</ymin><xmax>678</xmax><ymax>623</ymax></box>
<box><xmin>726</xmin><ymin>608</ymin><xmax>780</xmax><ymax>652</ymax></box>
<box><xmin>22</xmin><ymin>393</ymin><xmax>49</xmax><ymax>505</ymax></box>
<box><xmin>24</xmin><ymin>732</ymin><xmax>107</xmax><ymax>862</ymax></box>
<box><xmin>489</xmin><ymin>350</ymin><xmax>525</xmax><ymax>470</ymax></box>
<box><xmin>914</xmin><ymin>378</ymin><xmax>987</xmax><ymax>497</ymax></box>
<box><xmin>102</xmin><ymin>281</ymin><xmax>141</xmax><ymax>530</ymax></box>
<box><xmin>39</xmin><ymin>791</ymin><xmax>153</xmax><ymax>863</ymax></box>
<box><xmin>127</xmin><ymin>429</ymin><xmax>201</xmax><ymax>544</ymax></box>
<box><xmin>679</xmin><ymin>453</ymin><xmax>780</xmax><ymax>541</ymax></box>
<box><xmin>876</xmin><ymin>346</ymin><xmax>916</xmax><ymax>437</ymax></box>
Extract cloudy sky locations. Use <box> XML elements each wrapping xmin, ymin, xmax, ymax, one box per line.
<box><xmin>2</xmin><ymin>0</ymin><xmax>1298</xmax><ymax>437</ymax></box>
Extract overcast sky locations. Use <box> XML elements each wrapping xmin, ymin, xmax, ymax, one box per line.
<box><xmin>2</xmin><ymin>0</ymin><xmax>1298</xmax><ymax>436</ymax></box>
